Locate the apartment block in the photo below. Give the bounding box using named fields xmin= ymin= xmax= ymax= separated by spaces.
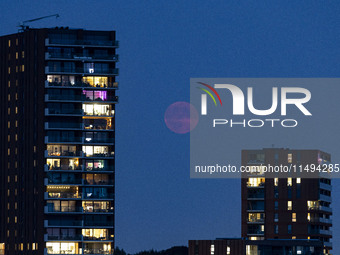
xmin=0 ymin=27 xmax=118 ymax=255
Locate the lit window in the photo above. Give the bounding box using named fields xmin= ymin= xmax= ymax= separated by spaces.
xmin=288 ymin=153 xmax=292 ymax=163
xmin=287 ymin=178 xmax=292 ymax=186
xmin=292 ymin=213 xmax=296 ymax=222
xmin=8 ymin=67 xmax=10 ymax=74
xmin=292 ymin=236 xmax=296 ymax=239
xmin=8 ymin=108 xmax=10 ymax=115
xmin=8 ymin=81 xmax=10 ymax=87
xmin=22 ymin=65 xmax=24 ymax=72
xmin=307 ymin=201 xmax=318 ymax=210
xmin=7 ymin=148 xmax=10 ymax=155
xmin=296 ymin=178 xmax=301 ymax=184
xmin=8 ymin=40 xmax=10 ymax=47
xmin=22 ymin=51 xmax=24 ymax=58
xmin=16 ymin=52 xmax=18 ymax=59
xmin=247 ymin=178 xmax=265 ymax=187
xmin=210 ymin=244 xmax=215 ymax=255
xmin=226 ymin=246 xmax=230 ymax=255
xmin=288 ymin=201 xmax=292 ymax=210
xmin=8 ymin=94 xmax=10 ymax=101
xmin=274 ymin=178 xmax=278 ymax=186
xmin=307 ymin=213 xmax=311 ymax=222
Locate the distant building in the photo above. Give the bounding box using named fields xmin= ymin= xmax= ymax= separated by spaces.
xmin=241 ymin=148 xmax=332 ymax=254
xmin=0 ymin=27 xmax=118 ymax=254
xmin=189 ymin=148 xmax=333 ymax=255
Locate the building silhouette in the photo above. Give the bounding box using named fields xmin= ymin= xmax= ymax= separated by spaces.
xmin=0 ymin=27 xmax=118 ymax=254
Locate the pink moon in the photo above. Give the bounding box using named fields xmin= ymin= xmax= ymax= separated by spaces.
xmin=164 ymin=102 xmax=199 ymax=134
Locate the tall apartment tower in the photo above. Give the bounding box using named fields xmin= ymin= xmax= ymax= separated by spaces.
xmin=241 ymin=148 xmax=332 ymax=254
xmin=0 ymin=28 xmax=118 ymax=255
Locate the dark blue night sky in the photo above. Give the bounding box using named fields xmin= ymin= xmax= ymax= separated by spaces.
xmin=1 ymin=1 xmax=340 ymax=253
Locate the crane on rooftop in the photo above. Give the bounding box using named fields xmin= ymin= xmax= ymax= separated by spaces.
xmin=18 ymin=14 xmax=60 ymax=32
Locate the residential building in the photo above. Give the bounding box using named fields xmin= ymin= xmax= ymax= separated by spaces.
xmin=241 ymin=148 xmax=332 ymax=254
xmin=0 ymin=27 xmax=118 ymax=255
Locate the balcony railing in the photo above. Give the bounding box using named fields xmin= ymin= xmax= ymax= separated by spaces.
xmin=84 ymin=110 xmax=115 ymax=117
xmin=45 ymin=94 xmax=118 ymax=102
xmin=85 ymin=166 xmax=114 ymax=172
xmin=45 ymin=108 xmax=83 ymax=116
xmin=46 ymin=150 xmax=83 ymax=157
xmin=84 ymin=138 xmax=115 ymax=144
xmin=83 ymin=249 xmax=113 ymax=255
xmin=46 ymin=66 xmax=119 ymax=75
xmin=83 ymin=193 xmax=114 ymax=199
xmin=46 ymin=122 xmax=83 ymax=129
xmin=47 ymin=192 xmax=81 ymax=199
xmin=46 ymin=80 xmax=118 ymax=89
xmin=47 ymin=164 xmax=83 ymax=171
xmin=247 ymin=230 xmax=264 ymax=235
xmin=45 ymin=205 xmax=113 ymax=214
xmin=45 ymin=234 xmax=82 ymax=241
xmin=84 ymin=124 xmax=113 ymax=131
xmin=83 ymin=179 xmax=114 ymax=185
xmin=247 ymin=218 xmax=265 ymax=223
xmin=45 ymin=220 xmax=83 ymax=227
xmin=45 ymin=136 xmax=83 ymax=143
xmin=84 ymin=152 xmax=114 ymax=158
xmin=46 ymin=52 xmax=119 ymax=61
xmin=47 ymin=178 xmax=82 ymax=185
xmin=46 ymin=205 xmax=83 ymax=213
xmin=47 ymin=38 xmax=119 ymax=47
xmin=84 ymin=221 xmax=114 ymax=227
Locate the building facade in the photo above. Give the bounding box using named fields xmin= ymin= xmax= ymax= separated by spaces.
xmin=0 ymin=27 xmax=118 ymax=255
xmin=241 ymin=148 xmax=332 ymax=254
xmin=188 ymin=239 xmax=324 ymax=255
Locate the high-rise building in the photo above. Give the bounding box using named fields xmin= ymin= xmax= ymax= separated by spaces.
xmin=241 ymin=148 xmax=332 ymax=254
xmin=0 ymin=27 xmax=118 ymax=255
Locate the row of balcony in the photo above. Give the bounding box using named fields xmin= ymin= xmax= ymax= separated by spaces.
xmin=45 ymin=136 xmax=114 ymax=144
xmin=308 ymin=205 xmax=332 ymax=213
xmin=45 ymin=94 xmax=118 ymax=103
xmin=46 ymin=37 xmax=119 ymax=47
xmin=45 ymin=108 xmax=115 ymax=117
xmin=45 ymin=164 xmax=114 ymax=172
xmin=45 ymin=178 xmax=113 ymax=186
xmin=46 ymin=66 xmax=119 ymax=75
xmin=45 ymin=192 xmax=114 ymax=200
xmin=45 ymin=151 xmax=114 ymax=159
xmin=45 ymin=248 xmax=112 ymax=255
xmin=46 ymin=52 xmax=119 ymax=62
xmin=308 ymin=229 xmax=332 ymax=236
xmin=46 ymin=80 xmax=118 ymax=89
xmin=45 ymin=206 xmax=113 ymax=214
xmin=46 ymin=122 xmax=113 ymax=131
xmin=44 ymin=220 xmax=113 ymax=228
xmin=44 ymin=234 xmax=113 ymax=242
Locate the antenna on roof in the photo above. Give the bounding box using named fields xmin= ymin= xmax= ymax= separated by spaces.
xmin=18 ymin=14 xmax=60 ymax=32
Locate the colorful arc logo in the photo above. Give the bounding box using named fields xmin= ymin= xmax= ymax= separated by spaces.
xmin=197 ymin=82 xmax=222 ymax=115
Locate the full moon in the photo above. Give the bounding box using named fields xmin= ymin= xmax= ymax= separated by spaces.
xmin=164 ymin=101 xmax=199 ymax=134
